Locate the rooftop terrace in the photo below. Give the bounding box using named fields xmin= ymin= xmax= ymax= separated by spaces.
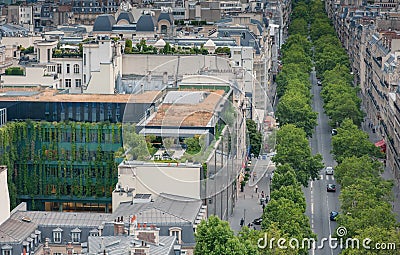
xmin=145 ymin=90 xmax=225 ymax=127
xmin=0 ymin=88 xmax=161 ymax=104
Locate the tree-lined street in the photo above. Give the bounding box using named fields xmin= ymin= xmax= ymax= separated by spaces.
xmin=306 ymin=69 xmax=340 ymax=255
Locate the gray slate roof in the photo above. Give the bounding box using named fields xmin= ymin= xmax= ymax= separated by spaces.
xmin=88 ymin=235 xmax=176 ymax=255
xmin=10 ymin=211 xmax=109 ymax=228
xmin=136 ymin=14 xmax=157 ymax=32
xmin=117 ymin=12 xmax=135 ymax=24
xmin=0 ymin=219 xmax=38 ymax=243
xmin=93 ymin=14 xmax=117 ymax=32
xmin=157 ymin=12 xmax=173 ymax=24
xmin=163 ymin=91 xmax=208 ymax=105
xmin=111 ymin=193 xmax=202 ymax=225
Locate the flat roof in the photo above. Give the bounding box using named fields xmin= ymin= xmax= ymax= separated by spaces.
xmin=0 ymin=88 xmax=160 ymax=104
xmin=145 ymin=90 xmax=225 ymax=127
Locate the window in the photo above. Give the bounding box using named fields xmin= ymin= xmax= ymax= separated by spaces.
xmin=169 ymin=227 xmax=182 ymax=244
xmin=47 ymin=49 xmax=50 ymax=62
xmin=75 ymin=79 xmax=81 ymax=88
xmin=73 ymin=64 xmax=79 ymax=74
xmin=66 ymin=64 xmax=70 ymax=74
xmin=83 ymin=74 xmax=86 ymax=84
xmin=65 ymin=79 xmax=71 ymax=88
xmin=2 ymin=247 xmax=12 ymax=255
xmin=71 ymin=232 xmax=80 ymax=243
xmin=57 ymin=64 xmax=62 ymax=74
xmin=83 ymin=54 xmax=86 ymax=65
xmin=53 ymin=231 xmax=62 ymax=243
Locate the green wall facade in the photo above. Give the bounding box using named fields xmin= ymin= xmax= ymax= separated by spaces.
xmin=0 ymin=121 xmax=123 ymax=211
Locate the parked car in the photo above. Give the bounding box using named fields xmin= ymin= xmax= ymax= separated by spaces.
xmin=330 ymin=211 xmax=339 ymax=221
xmin=331 ymin=129 xmax=338 ymax=136
xmin=317 ymin=80 xmax=322 ymax=86
xmin=325 ymin=166 xmax=334 ymax=175
xmin=327 ymin=184 xmax=336 ymax=192
xmin=253 ymin=217 xmax=263 ymax=225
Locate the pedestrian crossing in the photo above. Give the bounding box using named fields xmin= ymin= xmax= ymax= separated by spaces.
xmin=320 ymin=174 xmax=335 ymax=181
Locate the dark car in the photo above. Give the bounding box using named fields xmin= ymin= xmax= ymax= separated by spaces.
xmin=327 ymin=184 xmax=336 ymax=192
xmin=330 ymin=211 xmax=339 ymax=221
xmin=253 ymin=217 xmax=263 ymax=225
xmin=331 ymin=129 xmax=338 ymax=136
xmin=317 ymin=80 xmax=322 ymax=86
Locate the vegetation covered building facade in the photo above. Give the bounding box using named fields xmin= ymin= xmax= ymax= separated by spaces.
xmin=1 ymin=121 xmax=123 ymax=212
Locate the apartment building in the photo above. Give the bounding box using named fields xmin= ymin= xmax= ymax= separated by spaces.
xmin=326 ymin=0 xmax=400 ymax=181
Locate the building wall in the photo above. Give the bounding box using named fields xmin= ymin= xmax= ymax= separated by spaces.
xmin=115 ymin=164 xmax=201 ymax=205
xmin=0 ymin=166 xmax=10 ymax=225
xmin=19 ymin=6 xmax=33 ymax=25
xmin=52 ymin=58 xmax=83 ymax=93
xmin=1 ymin=66 xmax=57 ymax=87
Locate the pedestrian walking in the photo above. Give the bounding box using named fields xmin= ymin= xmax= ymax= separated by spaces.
xmin=240 ymin=218 xmax=244 ymax=228
xmin=261 ymin=191 xmax=265 ymax=198
xmin=262 ymin=203 xmax=265 ymax=211
xmin=255 ymin=184 xmax=258 ymax=193
xmin=266 ymin=195 xmax=269 ymax=203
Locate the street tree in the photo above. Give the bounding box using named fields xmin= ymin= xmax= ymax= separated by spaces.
xmin=247 ymin=119 xmax=263 ymax=157
xmin=261 ymin=198 xmax=314 ymax=255
xmin=339 ymin=178 xmax=393 ymax=215
xmin=334 ymin=156 xmax=384 ymax=187
xmin=331 ymin=119 xmax=382 ymax=163
xmin=341 ymin=226 xmax=400 ymax=255
xmin=195 ymin=216 xmax=256 ymax=255
xmin=281 ymin=34 xmax=312 ymax=57
xmin=276 ymin=63 xmax=310 ymax=98
xmin=276 ymin=90 xmax=318 ymax=137
xmin=271 ymin=185 xmax=306 ymax=212
xmin=270 ymin=164 xmax=299 ymax=191
xmin=324 ymin=92 xmax=364 ymax=127
xmin=273 ymin=124 xmax=324 ymax=186
xmin=288 ymin=18 xmax=308 ymax=37
xmin=239 ymin=223 xmax=300 ymax=255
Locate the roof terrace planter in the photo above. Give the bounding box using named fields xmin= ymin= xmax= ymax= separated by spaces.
xmin=52 ymin=51 xmax=83 ymax=58
xmin=4 ymin=67 xmax=24 ymax=75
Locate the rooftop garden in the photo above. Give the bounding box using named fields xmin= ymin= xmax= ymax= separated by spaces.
xmin=52 ymin=43 xmax=83 ymax=58
xmin=5 ymin=67 xmax=24 ymax=75
xmin=124 ymin=39 xmax=221 ymax=55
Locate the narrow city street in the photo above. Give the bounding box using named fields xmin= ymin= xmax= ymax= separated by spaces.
xmin=229 ymin=157 xmax=274 ymax=233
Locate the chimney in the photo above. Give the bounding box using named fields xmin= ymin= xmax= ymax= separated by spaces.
xmin=114 ymin=221 xmax=125 ymax=236
xmin=163 ymin=72 xmax=168 ymax=84
xmin=66 ymin=242 xmax=73 ymax=255
xmin=43 ymin=238 xmax=51 ymax=255
xmin=136 ymin=225 xmax=160 ymax=245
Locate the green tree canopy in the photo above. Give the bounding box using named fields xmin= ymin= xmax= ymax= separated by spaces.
xmin=331 ymin=119 xmax=382 ymax=163
xmin=276 ymin=90 xmax=317 ymax=137
xmin=273 ymin=124 xmax=323 ymax=186
xmin=195 ymin=216 xmax=257 ymax=255
xmin=246 ymin=119 xmax=263 ymax=157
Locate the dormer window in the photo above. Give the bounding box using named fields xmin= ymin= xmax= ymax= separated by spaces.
xmin=53 ymin=228 xmax=63 ymax=243
xmin=71 ymin=228 xmax=81 ymax=244
xmin=169 ymin=227 xmax=182 ymax=244
xmin=89 ymin=229 xmax=99 ymax=237
xmin=1 ymin=245 xmax=12 ymax=255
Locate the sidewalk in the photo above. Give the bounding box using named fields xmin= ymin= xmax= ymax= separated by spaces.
xmin=362 ymin=120 xmax=400 ymax=221
xmin=228 ymin=157 xmax=275 ymax=232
